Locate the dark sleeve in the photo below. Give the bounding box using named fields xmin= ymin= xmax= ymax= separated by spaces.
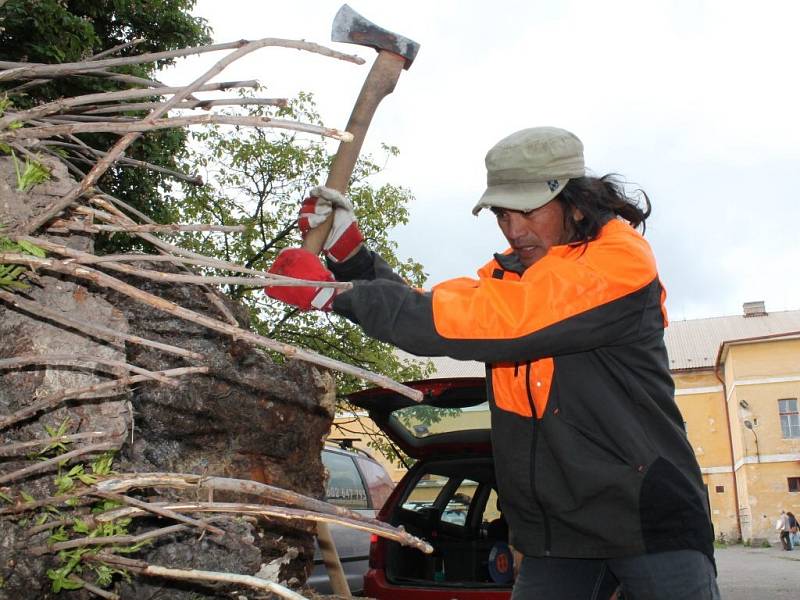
xmin=326 ymin=246 xmax=405 ymax=284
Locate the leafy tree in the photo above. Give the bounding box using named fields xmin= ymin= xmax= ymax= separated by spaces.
xmin=0 ymin=0 xmax=212 ymax=228
xmin=175 ymin=92 xmax=434 ymax=404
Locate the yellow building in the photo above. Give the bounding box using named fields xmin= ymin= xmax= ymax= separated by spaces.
xmin=667 ymin=301 xmax=800 ymax=542
xmin=332 ymin=301 xmax=800 ymax=543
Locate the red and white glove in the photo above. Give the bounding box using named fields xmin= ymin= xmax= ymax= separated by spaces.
xmin=266 ymin=248 xmax=338 ymax=311
xmin=298 ymin=186 xmax=364 ymax=263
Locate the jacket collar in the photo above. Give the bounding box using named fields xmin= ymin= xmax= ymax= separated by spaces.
xmin=493 ymin=251 xmax=526 ymax=275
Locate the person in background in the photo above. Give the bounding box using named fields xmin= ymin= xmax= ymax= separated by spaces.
xmin=267 ymin=127 xmax=720 ymax=599
xmin=779 ymin=510 xmax=795 ymax=550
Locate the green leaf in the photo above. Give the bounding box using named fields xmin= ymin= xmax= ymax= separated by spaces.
xmin=66 ymin=464 xmax=84 ymax=478
xmin=91 ymin=499 xmax=123 ymax=514
xmin=90 ymin=451 xmax=115 ymax=476
xmin=17 ymin=239 xmax=46 ymax=258
xmin=77 ymin=473 xmax=97 ymax=485
xmin=48 ymin=525 xmax=69 ymax=544
xmin=20 ymin=491 xmax=35 ymax=503
xmin=16 ymin=159 xmax=50 ymax=192
xmin=93 ymin=564 xmax=114 ymax=586
xmin=72 ymin=518 xmax=90 ymax=534
xmin=55 ymin=472 xmax=75 ymax=494
xmin=0 ymin=491 xmax=12 ymax=503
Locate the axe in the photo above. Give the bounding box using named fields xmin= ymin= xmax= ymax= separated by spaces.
xmin=301 ymin=4 xmax=420 ymax=256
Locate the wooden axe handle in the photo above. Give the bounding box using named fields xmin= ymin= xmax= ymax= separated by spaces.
xmin=301 ymin=51 xmax=406 ymax=256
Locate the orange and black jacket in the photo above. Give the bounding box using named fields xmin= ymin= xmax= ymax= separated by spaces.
xmin=330 ymin=219 xmax=714 ymax=561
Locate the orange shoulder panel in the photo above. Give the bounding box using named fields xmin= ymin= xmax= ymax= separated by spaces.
xmin=432 ymin=220 xmax=659 ymax=340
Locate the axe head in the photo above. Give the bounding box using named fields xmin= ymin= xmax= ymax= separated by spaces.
xmin=331 ymin=4 xmax=419 ymax=69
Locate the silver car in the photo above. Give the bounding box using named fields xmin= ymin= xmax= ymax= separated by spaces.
xmin=308 ymin=443 xmax=394 ymax=594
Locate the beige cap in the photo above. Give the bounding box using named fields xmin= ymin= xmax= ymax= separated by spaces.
xmin=472 ymin=127 xmax=585 ymax=215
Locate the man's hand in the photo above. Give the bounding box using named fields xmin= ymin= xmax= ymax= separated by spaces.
xmin=299 ymin=186 xmax=364 ymax=262
xmin=266 ymin=248 xmax=338 ymax=311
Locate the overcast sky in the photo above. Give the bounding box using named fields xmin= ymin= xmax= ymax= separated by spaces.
xmin=162 ymin=0 xmax=800 ymax=321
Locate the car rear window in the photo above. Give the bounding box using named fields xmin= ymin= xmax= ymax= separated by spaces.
xmin=393 ymin=403 xmax=490 ymax=438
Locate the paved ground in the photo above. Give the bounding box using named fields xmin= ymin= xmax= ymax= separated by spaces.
xmin=716 ymin=544 xmax=800 ymax=599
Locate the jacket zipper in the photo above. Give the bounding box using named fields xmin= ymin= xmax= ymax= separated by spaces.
xmin=524 ymin=362 xmax=551 ymax=555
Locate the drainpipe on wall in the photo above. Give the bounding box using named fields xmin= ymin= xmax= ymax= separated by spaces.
xmin=714 ymin=359 xmax=743 ymax=541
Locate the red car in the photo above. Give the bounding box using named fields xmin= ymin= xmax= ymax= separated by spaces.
xmin=348 ymin=378 xmax=514 ymax=599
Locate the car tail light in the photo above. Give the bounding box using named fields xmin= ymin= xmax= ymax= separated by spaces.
xmin=368 ymin=533 xmax=386 ymax=569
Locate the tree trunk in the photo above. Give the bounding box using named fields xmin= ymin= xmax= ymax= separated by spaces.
xmin=0 ymin=156 xmax=337 ymax=599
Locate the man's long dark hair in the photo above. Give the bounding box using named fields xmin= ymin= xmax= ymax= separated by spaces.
xmin=557 ymin=175 xmax=651 ymax=245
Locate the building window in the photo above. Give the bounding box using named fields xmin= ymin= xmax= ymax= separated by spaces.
xmin=778 ymin=398 xmax=800 ymax=438
xmin=715 ymin=485 xmax=725 ymax=493
xmin=789 ymin=478 xmax=800 ymax=493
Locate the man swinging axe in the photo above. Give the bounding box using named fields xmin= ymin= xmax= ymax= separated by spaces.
xmin=268 ymin=6 xmax=720 ymax=600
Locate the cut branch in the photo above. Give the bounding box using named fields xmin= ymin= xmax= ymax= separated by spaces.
xmin=47 ymin=220 xmax=246 ymax=234
xmin=0 ymin=440 xmax=121 ymax=485
xmin=96 ymin=500 xmax=433 ymax=553
xmin=93 ymin=472 xmax=431 ymax=553
xmin=95 ymin=491 xmax=226 ymax=537
xmin=68 ymin=575 xmax=119 ymax=600
xmin=0 ymin=252 xmax=420 ymax=401
xmin=0 ymin=488 xmax=96 ymax=515
xmin=10 ymin=240 xmax=351 ymax=289
xmin=4 ymin=114 xmax=353 ymax=142
xmin=88 ymin=38 xmax=146 ymax=61
xmin=0 ymin=80 xmax=259 ymax=128
xmin=0 ymin=431 xmax=112 ymax=457
xmin=0 ymin=353 xmax=180 ymax=386
xmin=36 ymin=141 xmax=204 ymax=185
xmin=0 ymin=37 xmax=364 ymax=82
xmin=27 ymin=523 xmax=189 ymax=555
xmin=83 ymin=97 xmax=288 ymax=114
xmin=84 ymin=555 xmax=309 ymax=600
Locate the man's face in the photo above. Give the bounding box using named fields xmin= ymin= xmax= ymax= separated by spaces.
xmin=492 ymin=200 xmax=572 ymax=268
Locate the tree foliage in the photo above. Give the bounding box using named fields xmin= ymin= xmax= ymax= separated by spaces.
xmin=174 ymin=93 xmax=434 ymax=399
xmin=0 ymin=0 xmax=212 ymax=228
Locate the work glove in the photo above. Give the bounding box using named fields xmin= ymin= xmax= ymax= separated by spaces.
xmin=298 ymin=186 xmax=364 ymax=263
xmin=266 ymin=248 xmax=339 ymax=311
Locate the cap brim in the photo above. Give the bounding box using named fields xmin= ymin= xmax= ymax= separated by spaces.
xmin=472 ymin=179 xmax=568 ymax=216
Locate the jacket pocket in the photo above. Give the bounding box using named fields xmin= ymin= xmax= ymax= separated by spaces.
xmin=557 ymin=416 xmax=637 ymax=469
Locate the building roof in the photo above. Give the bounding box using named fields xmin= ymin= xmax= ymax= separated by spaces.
xmin=398 ymin=351 xmax=484 ymax=378
xmin=665 ymin=307 xmax=800 ymax=370
xmin=401 ymin=305 xmax=800 ymax=376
